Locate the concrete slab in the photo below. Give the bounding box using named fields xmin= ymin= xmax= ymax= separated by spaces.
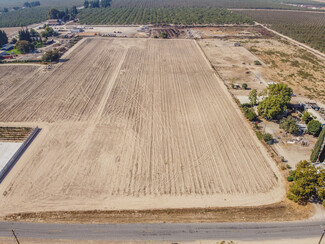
xmin=0 ymin=142 xmax=22 ymax=172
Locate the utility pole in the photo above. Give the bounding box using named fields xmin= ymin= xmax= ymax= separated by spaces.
xmin=11 ymin=230 xmax=20 ymax=244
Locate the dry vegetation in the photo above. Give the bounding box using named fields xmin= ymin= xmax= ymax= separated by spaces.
xmin=241 ymin=38 xmax=325 ymax=102
xmin=0 ymin=38 xmax=284 ymax=216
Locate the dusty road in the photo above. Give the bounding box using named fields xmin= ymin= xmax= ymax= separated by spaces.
xmin=1 ymin=220 xmax=325 ymax=241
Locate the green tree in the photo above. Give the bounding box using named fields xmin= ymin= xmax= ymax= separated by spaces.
xmin=266 ymin=84 xmax=293 ymax=104
xmin=15 ymin=40 xmax=34 ymax=53
xmin=280 ymin=116 xmax=299 ymax=134
xmin=42 ymin=49 xmax=60 ymax=62
xmin=242 ymin=83 xmax=248 ymax=89
xmin=310 ymin=127 xmax=325 ymax=162
xmin=287 ymin=160 xmax=325 ymax=203
xmin=242 ymin=107 xmax=257 ymax=121
xmin=302 ymin=112 xmax=313 ymax=124
xmin=18 ymin=28 xmax=32 ymax=42
xmin=48 ymin=8 xmax=60 ymax=19
xmin=84 ymin=0 xmax=89 ymax=8
xmin=257 ymin=95 xmax=287 ymax=120
xmin=0 ymin=30 xmax=8 ymax=47
xmin=249 ymin=89 xmax=257 ymax=106
xmin=263 ymin=133 xmax=273 ymax=143
xmin=307 ymin=120 xmax=322 ymax=136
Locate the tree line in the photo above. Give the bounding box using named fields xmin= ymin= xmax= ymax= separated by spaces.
xmin=0 ymin=30 xmax=8 ymax=47
xmin=47 ymin=6 xmax=78 ymax=21
xmin=84 ymin=0 xmax=112 ymax=8
xmin=78 ymin=7 xmax=254 ymax=25
xmin=23 ymin=1 xmax=41 ymax=8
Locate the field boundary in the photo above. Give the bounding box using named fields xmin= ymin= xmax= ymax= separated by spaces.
xmin=0 ymin=127 xmax=40 ymax=183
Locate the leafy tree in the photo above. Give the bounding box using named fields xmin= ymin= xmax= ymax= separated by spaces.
xmin=310 ymin=127 xmax=325 ymax=163
xmin=42 ymin=49 xmax=60 ymax=62
xmin=101 ymin=0 xmax=112 ymax=8
xmin=84 ymin=0 xmax=89 ymax=8
xmin=15 ymin=40 xmax=34 ymax=53
xmin=70 ymin=6 xmax=78 ymax=18
xmin=280 ymin=116 xmax=299 ymax=134
xmin=258 ymin=84 xmax=292 ymax=120
xmin=307 ymin=120 xmax=322 ymax=136
xmin=242 ymin=83 xmax=248 ymax=89
xmin=3 ymin=8 xmax=8 ymax=13
xmin=287 ymin=160 xmax=325 ymax=203
xmin=41 ymin=26 xmax=56 ymax=38
xmin=48 ymin=8 xmax=60 ymax=19
xmin=263 ymin=133 xmax=273 ymax=143
xmin=266 ymin=84 xmax=293 ymax=104
xmin=249 ymin=89 xmax=258 ymax=106
xmin=18 ymin=28 xmax=32 ymax=42
xmin=258 ymin=95 xmax=287 ymax=120
xmin=302 ymin=112 xmax=313 ymax=124
xmin=242 ymin=107 xmax=257 ymax=121
xmin=24 ymin=2 xmax=32 ymax=8
xmin=254 ymin=60 xmax=262 ymax=65
xmin=0 ymin=30 xmax=8 ymax=47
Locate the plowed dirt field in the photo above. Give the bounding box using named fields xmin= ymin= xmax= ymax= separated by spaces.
xmin=0 ymin=38 xmax=284 ymax=215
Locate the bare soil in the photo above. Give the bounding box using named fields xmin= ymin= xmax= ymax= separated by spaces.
xmin=3 ymin=199 xmax=313 ymax=224
xmin=0 ymin=38 xmax=284 ymax=218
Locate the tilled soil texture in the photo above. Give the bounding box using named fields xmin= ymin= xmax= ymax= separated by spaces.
xmin=0 ymin=38 xmax=284 ymax=216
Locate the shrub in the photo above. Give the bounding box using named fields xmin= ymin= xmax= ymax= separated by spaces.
xmin=254 ymin=60 xmax=262 ymax=65
xmin=242 ymin=83 xmax=248 ymax=89
xmin=242 ymin=107 xmax=257 ymax=121
xmin=302 ymin=112 xmax=312 ymax=124
xmin=263 ymin=133 xmax=273 ymax=143
xmin=160 ymin=32 xmax=168 ymax=39
xmin=258 ymin=95 xmax=287 ymax=120
xmin=256 ymin=130 xmax=263 ymax=140
xmin=310 ymin=127 xmax=325 ymax=162
xmin=287 ymin=176 xmax=294 ymax=182
xmin=307 ymin=120 xmax=322 ymax=136
xmin=280 ymin=116 xmax=299 ymax=134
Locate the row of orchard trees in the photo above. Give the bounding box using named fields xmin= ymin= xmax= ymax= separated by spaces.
xmin=78 ymin=8 xmax=253 ymax=25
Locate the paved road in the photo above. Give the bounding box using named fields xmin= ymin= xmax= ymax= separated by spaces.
xmin=1 ymin=220 xmax=325 ymax=241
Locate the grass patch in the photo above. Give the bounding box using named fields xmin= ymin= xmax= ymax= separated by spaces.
xmin=6 ymin=48 xmax=21 ymax=55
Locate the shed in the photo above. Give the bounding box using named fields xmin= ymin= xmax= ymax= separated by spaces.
xmin=47 ymin=19 xmax=62 ymax=26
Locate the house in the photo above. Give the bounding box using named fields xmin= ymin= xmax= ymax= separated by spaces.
xmin=1 ymin=44 xmax=14 ymax=51
xmin=47 ymin=19 xmax=62 ymax=26
xmin=0 ymin=51 xmax=7 ymax=56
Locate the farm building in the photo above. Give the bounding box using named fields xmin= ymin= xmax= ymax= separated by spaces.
xmin=70 ymin=28 xmax=84 ymax=34
xmin=47 ymin=19 xmax=62 ymax=26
